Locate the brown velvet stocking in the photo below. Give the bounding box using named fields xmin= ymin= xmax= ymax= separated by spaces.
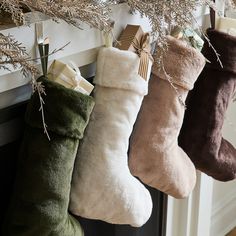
xmin=179 ymin=29 xmax=236 ymax=181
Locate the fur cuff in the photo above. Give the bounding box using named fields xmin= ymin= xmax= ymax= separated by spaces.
xmin=203 ymin=28 xmax=236 ymax=74
xmin=153 ymin=36 xmax=206 ymax=90
xmin=25 ymin=77 xmax=95 ymax=139
xmin=94 ymin=47 xmax=149 ymax=96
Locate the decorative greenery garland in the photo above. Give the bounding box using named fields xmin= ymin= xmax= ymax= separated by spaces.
xmin=0 ymin=0 xmax=235 ymax=73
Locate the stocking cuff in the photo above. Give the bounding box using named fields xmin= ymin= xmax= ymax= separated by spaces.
xmin=203 ymin=28 xmax=236 ymax=74
xmin=153 ymin=36 xmax=206 ymax=90
xmin=94 ymin=47 xmax=149 ymax=96
xmin=25 ymin=77 xmax=95 ymax=139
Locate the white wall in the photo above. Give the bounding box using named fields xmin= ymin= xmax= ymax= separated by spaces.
xmin=210 ymin=101 xmax=236 ymax=236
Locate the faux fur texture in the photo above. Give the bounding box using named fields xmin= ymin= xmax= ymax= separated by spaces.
xmin=3 ymin=77 xmax=95 ymax=236
xmin=129 ymin=36 xmax=206 ymax=198
xmin=70 ymin=47 xmax=153 ymax=227
xmin=179 ymin=29 xmax=236 ymax=181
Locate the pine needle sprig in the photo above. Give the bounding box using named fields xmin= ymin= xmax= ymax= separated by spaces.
xmin=0 ymin=33 xmax=39 ymax=76
xmin=0 ymin=0 xmax=113 ymax=32
xmin=121 ymin=0 xmax=217 ymax=64
xmin=0 ymin=0 xmax=24 ymax=25
xmin=31 ymin=78 xmax=51 ymax=140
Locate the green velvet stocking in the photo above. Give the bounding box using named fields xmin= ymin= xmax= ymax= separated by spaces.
xmin=2 ymin=77 xmax=95 ymax=236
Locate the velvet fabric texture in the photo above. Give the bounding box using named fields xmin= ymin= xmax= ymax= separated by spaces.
xmin=70 ymin=47 xmax=153 ymax=227
xmin=3 ymin=77 xmax=95 ymax=236
xmin=179 ymin=29 xmax=236 ymax=181
xmin=129 ymin=36 xmax=206 ymax=198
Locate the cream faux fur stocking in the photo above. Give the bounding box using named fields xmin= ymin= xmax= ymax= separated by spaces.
xmin=70 ymin=47 xmax=152 ymax=227
xmin=129 ymin=36 xmax=206 ymax=198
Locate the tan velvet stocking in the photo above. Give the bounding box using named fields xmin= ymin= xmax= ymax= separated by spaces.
xmin=129 ymin=36 xmax=206 ymax=198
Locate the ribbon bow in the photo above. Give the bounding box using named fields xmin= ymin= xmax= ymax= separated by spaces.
xmin=132 ymin=33 xmax=153 ymax=81
xmin=69 ymin=61 xmax=94 ymax=95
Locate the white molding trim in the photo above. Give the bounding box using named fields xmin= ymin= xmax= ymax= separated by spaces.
xmin=210 ymin=188 xmax=236 ymax=236
xmin=0 ymin=47 xmax=99 ymax=93
xmin=166 ymin=172 xmax=214 ymax=236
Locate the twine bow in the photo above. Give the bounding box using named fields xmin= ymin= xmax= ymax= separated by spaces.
xmin=132 ymin=33 xmax=153 ymax=80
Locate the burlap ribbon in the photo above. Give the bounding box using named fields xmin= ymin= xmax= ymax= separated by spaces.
xmin=132 ymin=33 xmax=153 ymax=81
